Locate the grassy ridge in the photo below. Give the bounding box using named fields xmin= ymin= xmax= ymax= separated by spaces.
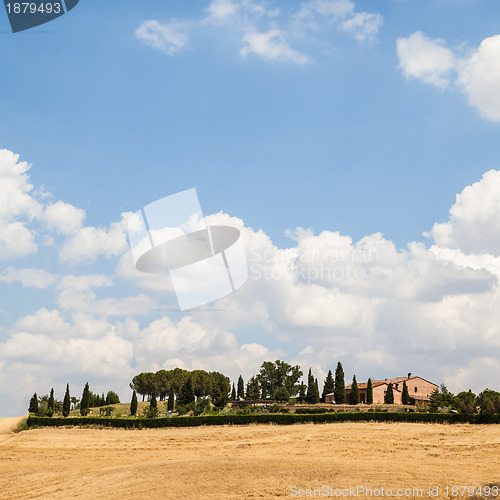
xmin=27 ymin=411 xmax=500 ymax=428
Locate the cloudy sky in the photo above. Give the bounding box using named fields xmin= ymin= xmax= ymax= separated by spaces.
xmin=1 ymin=0 xmax=500 ymax=416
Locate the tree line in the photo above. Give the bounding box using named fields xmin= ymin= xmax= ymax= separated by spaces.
xmin=28 ymin=383 xmax=120 ymax=417
xmin=129 ymin=368 xmax=231 ymax=408
xmin=130 ymin=360 xmax=500 ymax=415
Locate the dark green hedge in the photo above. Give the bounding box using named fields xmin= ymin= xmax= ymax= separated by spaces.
xmin=27 ymin=412 xmax=500 ymax=429
xmin=295 ymin=407 xmax=337 ymax=414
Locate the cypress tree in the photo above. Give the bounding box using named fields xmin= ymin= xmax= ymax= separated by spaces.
xmin=130 ymin=390 xmax=138 ymax=416
xmin=29 ymin=393 xmax=38 ymax=415
xmin=63 ymin=384 xmax=71 ymax=417
xmin=322 ymin=370 xmax=335 ymax=402
xmin=367 ymin=378 xmax=373 ymax=404
xmin=237 ymin=375 xmax=244 ymax=399
xmin=47 ymin=388 xmax=55 ymax=417
xmin=179 ymin=376 xmax=195 ymax=405
xmin=231 ymin=383 xmax=236 ymax=401
xmin=167 ymin=385 xmax=175 ymax=411
xmin=384 ymin=383 xmax=394 ymax=404
xmin=80 ymin=383 xmax=90 ymax=416
xmin=306 ymin=369 xmax=320 ymax=404
xmin=402 ymin=381 xmax=410 ymax=405
xmin=334 ymin=362 xmax=346 ymax=404
xmin=349 ymin=375 xmax=360 ymax=405
xmin=150 ymin=385 xmax=157 ymax=409
xmin=298 ymin=382 xmax=306 ymax=402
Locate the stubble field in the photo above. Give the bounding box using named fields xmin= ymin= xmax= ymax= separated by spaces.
xmin=0 ymin=419 xmax=499 ymax=499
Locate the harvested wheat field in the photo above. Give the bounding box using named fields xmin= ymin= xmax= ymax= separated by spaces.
xmin=0 ymin=421 xmax=499 ymax=499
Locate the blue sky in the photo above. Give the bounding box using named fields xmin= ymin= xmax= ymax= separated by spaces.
xmin=1 ymin=0 xmax=500 ymax=416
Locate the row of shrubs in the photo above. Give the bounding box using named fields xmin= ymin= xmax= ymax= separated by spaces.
xmin=27 ymin=411 xmax=500 ymax=428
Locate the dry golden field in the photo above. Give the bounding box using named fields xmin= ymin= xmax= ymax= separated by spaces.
xmin=0 ymin=419 xmax=499 ymax=499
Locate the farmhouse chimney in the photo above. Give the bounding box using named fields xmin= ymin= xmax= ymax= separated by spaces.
xmin=407 ymin=372 xmax=411 ymax=379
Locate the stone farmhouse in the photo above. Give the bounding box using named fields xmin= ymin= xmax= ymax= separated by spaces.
xmin=324 ymin=373 xmax=438 ymax=405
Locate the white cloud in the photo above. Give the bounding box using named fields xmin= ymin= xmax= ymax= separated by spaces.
xmin=429 ymin=169 xmax=500 ymax=255
xmin=458 ymin=34 xmax=500 ymax=121
xmin=135 ymin=20 xmax=189 ymax=56
xmin=240 ymin=30 xmax=311 ymax=64
xmin=59 ymin=213 xmax=130 ymax=264
xmin=205 ymin=0 xmax=238 ymax=22
xmin=0 ymin=150 xmax=42 ymax=259
xmin=136 ymin=0 xmax=383 ymax=64
xmin=292 ymin=0 xmax=381 ymax=43
xmin=341 ymin=12 xmax=383 ymax=43
xmin=397 ymin=31 xmax=500 ymax=121
xmin=0 ymin=221 xmax=38 ymax=259
xmin=0 ymin=267 xmax=57 ymax=288
xmin=43 ymin=201 xmax=85 ymax=235
xmin=397 ymin=31 xmax=456 ymax=88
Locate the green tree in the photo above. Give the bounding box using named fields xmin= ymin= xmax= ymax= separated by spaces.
xmin=245 ymin=376 xmax=260 ymax=400
xmin=155 ymin=369 xmax=171 ymax=401
xmin=275 ymin=387 xmax=290 ymax=402
xmin=231 ymin=383 xmax=236 ymax=401
xmin=179 ymin=376 xmax=196 ymax=405
xmin=237 ymin=375 xmax=245 ymax=399
xmin=63 ymin=384 xmax=71 ymax=417
xmin=167 ymin=385 xmax=175 ymax=412
xmin=47 ymin=388 xmax=55 ymax=417
xmin=257 ymin=360 xmax=303 ymax=399
xmin=29 ymin=393 xmax=38 ymax=415
xmin=130 ymin=390 xmax=138 ymax=416
xmin=384 ymin=383 xmax=394 ymax=404
xmin=334 ymin=362 xmax=346 ymax=404
xmin=367 ymin=378 xmax=373 ymax=404
xmin=476 ymin=389 xmax=500 ymax=414
xmin=209 ymin=372 xmax=231 ymax=408
xmin=150 ymin=385 xmax=157 ymax=409
xmin=129 ymin=372 xmax=155 ymax=401
xmin=453 ymin=390 xmax=476 ymax=414
xmin=80 ymin=383 xmax=90 ymax=416
xmin=105 ymin=390 xmax=120 ymax=405
xmin=429 ymin=387 xmax=441 ymax=412
xmin=306 ymin=369 xmax=320 ymax=404
xmin=321 ymin=370 xmax=335 ymax=403
xmin=402 ymin=381 xmax=410 ymax=405
xmin=349 ymin=375 xmax=360 ymax=405
xmin=298 ymin=382 xmax=306 ymax=403
xmin=191 ymin=370 xmax=211 ymax=399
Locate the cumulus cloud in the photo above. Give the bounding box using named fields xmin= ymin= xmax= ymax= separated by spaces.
xmin=397 ymin=31 xmax=500 ymax=120
xmin=59 ymin=213 xmax=130 ymax=264
xmin=135 ymin=20 xmax=189 ymax=55
xmin=429 ymin=169 xmax=500 ymax=255
xmin=0 ymin=267 xmax=57 ymax=288
xmin=458 ymin=35 xmax=500 ymax=121
xmin=397 ymin=31 xmax=456 ymax=88
xmin=43 ymin=201 xmax=85 ymax=235
xmin=0 ymin=149 xmax=42 ymax=259
xmin=2 ymin=147 xmax=500 ymax=415
xmin=0 ymin=149 xmax=130 ymax=266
